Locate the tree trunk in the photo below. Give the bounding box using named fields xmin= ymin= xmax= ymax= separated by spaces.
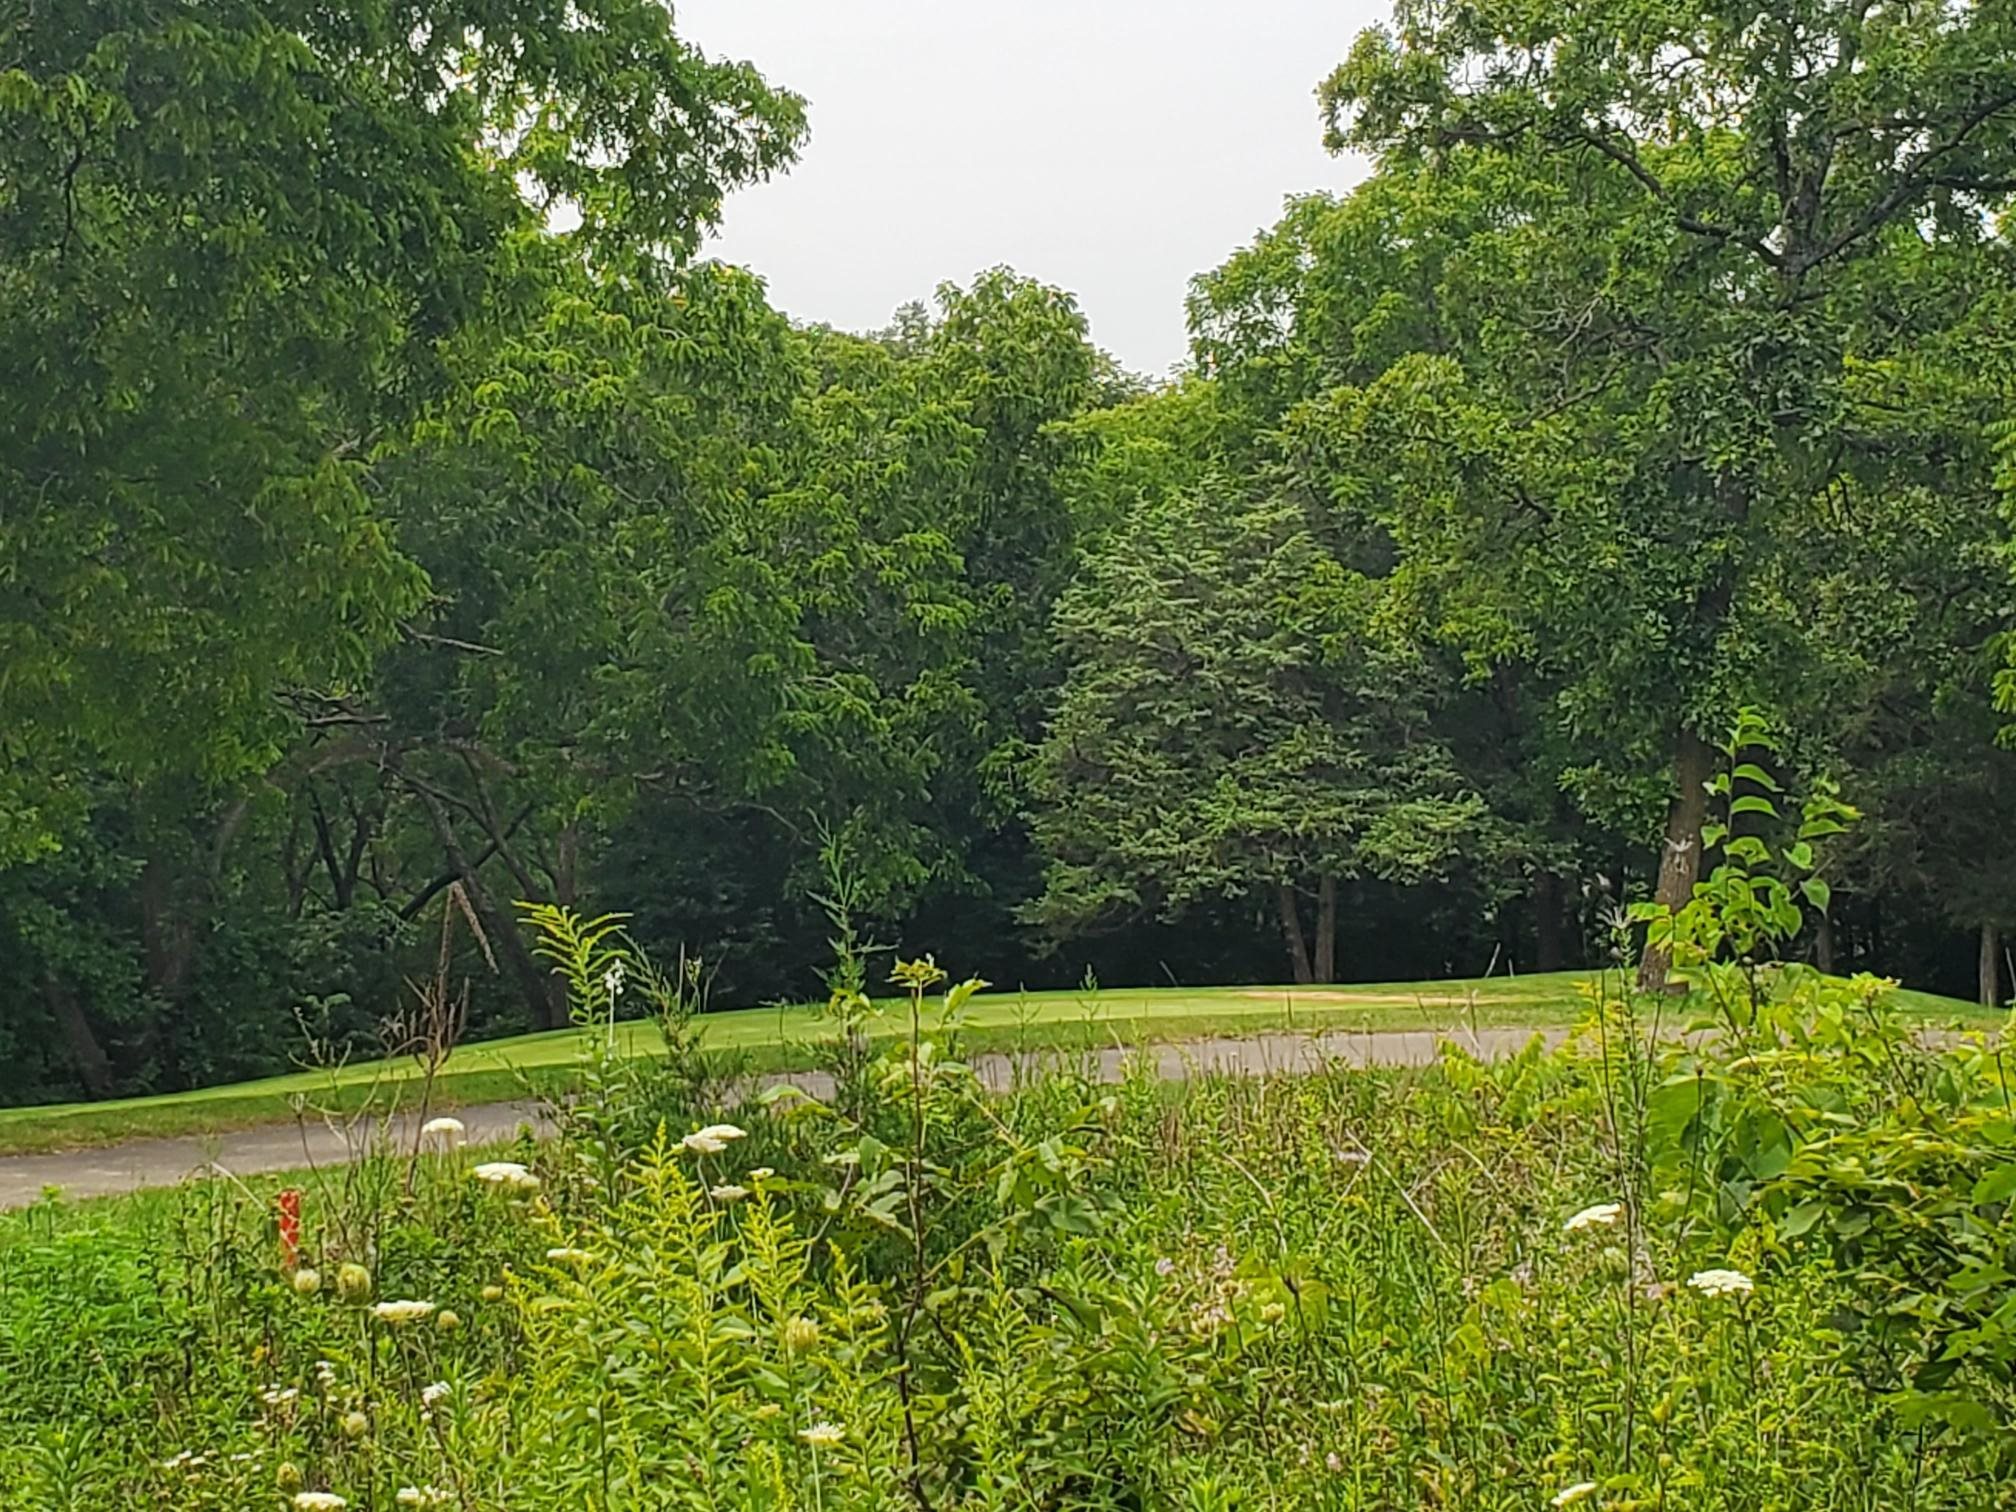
xmin=44 ymin=975 xmax=115 ymax=1099
xmin=1813 ymin=909 xmax=1836 ymax=975
xmin=1276 ymin=883 xmax=1314 ymax=985
xmin=138 ymin=855 xmax=197 ymax=1000
xmin=1981 ymin=922 xmax=2002 ymax=1010
xmin=409 ymin=779 xmax=566 ymax=1030
xmin=1637 ymin=728 xmax=1716 ymax=993
xmin=555 ymin=818 xmax=580 ymax=907
xmin=1314 ymin=876 xmax=1338 ymax=983
xmin=1534 ymin=871 xmax=1565 ymax=972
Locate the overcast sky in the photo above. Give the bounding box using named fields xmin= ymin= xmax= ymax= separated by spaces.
xmin=675 ymin=0 xmax=1381 ymax=376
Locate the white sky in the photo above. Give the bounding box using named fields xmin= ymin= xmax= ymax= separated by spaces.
xmin=675 ymin=0 xmax=1380 ymax=377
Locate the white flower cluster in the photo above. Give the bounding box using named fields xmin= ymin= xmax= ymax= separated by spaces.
xmin=371 ymin=1299 xmax=436 ymax=1325
xmin=472 ymin=1161 xmax=541 ymax=1194
xmin=1687 ymin=1267 xmax=1755 ymax=1299
xmin=1562 ymin=1202 xmax=1622 ymax=1234
xmin=681 ymin=1124 xmax=747 ymax=1155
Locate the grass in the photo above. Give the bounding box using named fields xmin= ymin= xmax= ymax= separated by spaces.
xmin=0 ymin=969 xmax=1984 ymax=1157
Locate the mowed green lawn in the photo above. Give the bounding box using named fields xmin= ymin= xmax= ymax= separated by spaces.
xmin=0 ymin=970 xmax=1982 ymax=1156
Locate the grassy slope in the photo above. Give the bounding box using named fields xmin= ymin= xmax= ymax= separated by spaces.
xmin=0 ymin=970 xmax=1984 ymax=1156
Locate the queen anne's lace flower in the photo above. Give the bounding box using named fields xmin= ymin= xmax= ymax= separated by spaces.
xmin=681 ymin=1123 xmax=747 ymax=1155
xmin=1687 ymin=1267 xmax=1755 ymax=1299
xmin=292 ymin=1495 xmax=348 ymax=1511
xmin=1552 ymin=1483 xmax=1599 ymax=1508
xmin=471 ymin=1161 xmax=540 ymax=1194
xmin=709 ymin=1184 xmax=749 ymax=1203
xmin=799 ymin=1421 xmax=844 ymax=1448
xmin=1563 ymin=1203 xmax=1622 ymax=1233
xmin=420 ymin=1381 xmax=451 ymax=1409
xmin=396 ymin=1487 xmax=451 ymax=1507
xmin=371 ymin=1299 xmax=436 ymax=1325
xmin=420 ymin=1116 xmax=466 ymax=1141
xmin=545 ymin=1247 xmax=594 ymax=1266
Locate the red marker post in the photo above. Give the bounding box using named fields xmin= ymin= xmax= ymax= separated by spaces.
xmin=277 ymin=1188 xmax=302 ymax=1271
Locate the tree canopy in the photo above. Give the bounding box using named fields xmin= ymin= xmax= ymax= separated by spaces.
xmin=3 ymin=0 xmax=2014 ymax=1101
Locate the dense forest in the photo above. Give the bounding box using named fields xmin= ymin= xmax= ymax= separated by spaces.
xmin=4 ymin=0 xmax=2016 ymax=1104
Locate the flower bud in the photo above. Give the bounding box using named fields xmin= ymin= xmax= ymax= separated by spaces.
xmin=340 ymin=1409 xmax=369 ymax=1440
xmin=435 ymin=1309 xmax=461 ymax=1333
xmin=291 ymin=1267 xmax=322 ymax=1297
xmin=277 ymin=1461 xmax=305 ymax=1494
xmin=336 ymin=1262 xmax=373 ymax=1304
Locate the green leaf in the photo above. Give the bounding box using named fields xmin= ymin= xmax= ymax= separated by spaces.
xmin=1972 ymin=1163 xmax=2016 ymax=1205
xmin=1729 ymin=794 xmax=1780 ymax=818
xmin=1779 ymin=1201 xmax=1825 ymax=1238
xmin=1732 ymin=762 xmax=1783 ymax=792
xmin=1800 ymin=877 xmax=1832 ymax=913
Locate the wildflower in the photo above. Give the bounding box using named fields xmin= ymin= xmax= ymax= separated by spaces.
xmin=435 ymin=1309 xmax=461 ymax=1332
xmin=1154 ymin=1257 xmax=1176 ymax=1277
xmin=371 ymin=1299 xmax=437 ymax=1325
xmin=748 ymin=1167 xmax=775 ymax=1182
xmin=420 ymin=1381 xmax=451 ymax=1409
xmin=1325 ymin=1451 xmax=1344 ymax=1474
xmin=313 ymin=1360 xmax=337 ymax=1389
xmin=481 ymin=1284 xmax=504 ymax=1302
xmin=292 ymin=1495 xmax=347 ymax=1511
xmin=784 ymin=1315 xmax=821 ymax=1352
xmin=604 ymin=960 xmax=626 ymax=1000
xmin=339 ymin=1410 xmax=369 ymax=1440
xmin=681 ymin=1123 xmax=747 ymax=1155
xmin=335 ymin=1262 xmax=373 ymax=1303
xmin=291 ymin=1267 xmax=322 ymax=1296
xmin=1563 ymin=1203 xmax=1623 ymax=1234
xmin=277 ymin=1462 xmax=305 ymax=1494
xmin=546 ymin=1247 xmax=594 ymax=1267
xmin=709 ymin=1184 xmax=749 ymax=1203
xmin=799 ymin=1421 xmax=844 ymax=1448
xmin=1553 ymin=1483 xmax=1599 ymax=1508
xmin=420 ymin=1116 xmax=466 ymax=1142
xmin=396 ymin=1489 xmax=451 ymax=1508
xmin=259 ymin=1385 xmax=301 ymax=1407
xmin=472 ymin=1161 xmax=535 ymax=1188
xmin=1687 ymin=1267 xmax=1755 ymax=1299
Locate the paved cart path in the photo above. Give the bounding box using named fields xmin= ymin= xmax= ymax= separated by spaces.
xmin=0 ymin=1026 xmax=1565 ymax=1210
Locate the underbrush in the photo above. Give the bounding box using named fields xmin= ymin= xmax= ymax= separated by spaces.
xmin=6 ymin=867 xmax=2016 ymax=1505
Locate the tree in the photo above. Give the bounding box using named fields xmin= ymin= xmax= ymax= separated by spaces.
xmin=1026 ymin=484 xmax=1484 ymax=984
xmin=0 ymin=0 xmax=807 ymax=865
xmin=1319 ymin=0 xmax=2016 ymax=985
xmin=0 ymin=0 xmax=805 ymax=1081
